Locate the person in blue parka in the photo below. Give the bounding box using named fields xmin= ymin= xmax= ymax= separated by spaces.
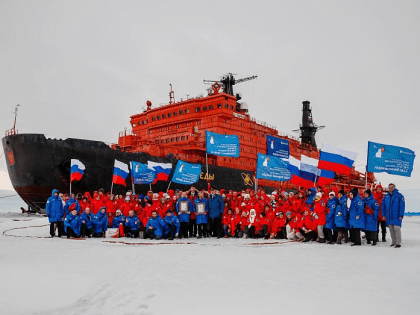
xmin=305 ymin=188 xmax=316 ymax=210
xmin=80 ymin=207 xmax=94 ymax=238
xmin=363 ymin=189 xmax=380 ymax=246
xmin=64 ymin=192 xmax=81 ymax=216
xmin=125 ymin=210 xmax=141 ymax=238
xmin=146 ymin=210 xmax=166 ymax=239
xmin=46 ymin=189 xmax=65 ymax=237
xmin=194 ymin=191 xmax=209 ymax=238
xmin=335 ymin=190 xmax=350 ymax=244
xmin=208 ymin=187 xmax=224 ymax=238
xmin=325 ymin=191 xmax=338 ymax=244
xmin=176 ymin=192 xmax=193 ymax=238
xmin=64 ymin=209 xmax=81 ymax=238
xmin=163 ymin=210 xmax=180 ymax=240
xmin=112 ymin=209 xmax=126 ymax=228
xmin=92 ymin=207 xmax=108 ymax=238
xmin=382 ymin=183 xmax=405 ymax=248
xmin=348 ymin=188 xmax=365 ymax=246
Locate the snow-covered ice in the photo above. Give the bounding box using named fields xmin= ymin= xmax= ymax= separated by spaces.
xmin=0 ymin=212 xmax=419 ymax=315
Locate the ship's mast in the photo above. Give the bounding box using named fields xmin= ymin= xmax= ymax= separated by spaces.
xmin=13 ymin=104 xmax=20 ymax=135
xmin=293 ymin=101 xmax=325 ymax=148
xmin=169 ymin=84 xmax=175 ymax=104
xmin=203 ymin=73 xmax=257 ymax=97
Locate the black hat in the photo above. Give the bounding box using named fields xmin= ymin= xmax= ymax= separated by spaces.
xmin=338 ymin=189 xmax=345 ymax=195
xmin=351 ymin=188 xmax=359 ymax=196
xmin=364 ymin=189 xmax=372 ymax=196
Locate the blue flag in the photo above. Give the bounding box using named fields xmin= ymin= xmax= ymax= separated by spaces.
xmin=367 ymin=141 xmax=416 ymax=177
xmin=206 ymin=131 xmax=240 ymax=157
xmin=171 ymin=160 xmax=202 ymax=185
xmin=256 ymin=153 xmax=292 ymax=181
xmin=266 ymin=135 xmax=289 ymax=159
xmin=130 ymin=161 xmax=156 ymax=184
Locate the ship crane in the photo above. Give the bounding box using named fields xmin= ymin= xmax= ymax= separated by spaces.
xmin=203 ymin=73 xmax=257 ymax=97
xmin=292 ymin=101 xmax=325 ymax=149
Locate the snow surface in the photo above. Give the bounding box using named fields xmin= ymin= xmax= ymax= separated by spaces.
xmin=0 ymin=212 xmax=419 ymax=315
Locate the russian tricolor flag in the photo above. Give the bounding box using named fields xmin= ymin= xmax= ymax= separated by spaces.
xmin=318 ymin=144 xmax=358 ymax=175
xmin=316 ymin=169 xmax=335 ymax=186
xmin=147 ymin=161 xmax=172 ymax=183
xmin=70 ymin=159 xmax=85 ymax=182
xmin=300 ymin=155 xmax=319 ymax=187
xmin=288 ymin=156 xmax=314 ymax=188
xmin=113 ymin=160 xmax=129 ymax=187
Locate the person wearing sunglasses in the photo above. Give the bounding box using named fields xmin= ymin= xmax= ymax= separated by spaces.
xmin=381 ymin=184 xmax=405 ymax=248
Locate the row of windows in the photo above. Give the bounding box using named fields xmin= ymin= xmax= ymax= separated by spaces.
xmin=135 ymin=103 xmax=234 ymax=126
xmin=161 ymin=136 xmax=189 ymax=143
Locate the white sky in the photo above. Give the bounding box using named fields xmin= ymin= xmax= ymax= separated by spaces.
xmin=1 ymin=0 xmax=419 ymax=191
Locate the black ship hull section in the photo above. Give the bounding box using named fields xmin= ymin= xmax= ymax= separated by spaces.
xmin=2 ymin=134 xmax=257 ymax=211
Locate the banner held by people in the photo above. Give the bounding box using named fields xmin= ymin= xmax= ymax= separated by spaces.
xmin=318 ymin=143 xmax=358 ymax=175
xmin=131 ymin=161 xmax=156 ymax=184
xmin=206 ymin=130 xmax=240 ymax=157
xmin=147 ymin=161 xmax=172 ymax=183
xmin=367 ymin=141 xmax=416 ymax=177
xmin=266 ymin=135 xmax=290 ymax=159
xmin=112 ymin=160 xmax=129 ymax=187
xmin=171 ymin=160 xmax=202 ymax=185
xmin=256 ymin=153 xmax=291 ymax=181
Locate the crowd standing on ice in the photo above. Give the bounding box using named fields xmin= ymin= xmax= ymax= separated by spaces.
xmin=45 ymin=183 xmax=406 ymax=247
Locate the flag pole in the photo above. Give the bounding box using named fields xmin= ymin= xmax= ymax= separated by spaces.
xmin=206 ymin=152 xmax=209 ymax=180
xmin=255 ymin=177 xmax=257 ymax=192
xmin=70 ymin=180 xmax=72 ymax=195
xmin=130 ymin=163 xmax=135 ymax=195
xmin=111 ymin=159 xmax=115 ymax=195
xmin=166 ymin=181 xmax=172 ymax=193
xmin=149 ymin=183 xmax=152 ymax=191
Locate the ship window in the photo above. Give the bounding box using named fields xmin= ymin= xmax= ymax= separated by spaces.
xmin=171 ymin=138 xmax=175 ymax=142
xmin=157 ymin=115 xmax=161 ymax=120
xmin=224 ymin=104 xmax=229 ymax=108
xmin=181 ymin=136 xmax=185 ymax=140
xmin=203 ymin=106 xmax=207 ymax=111
xmin=162 ymin=114 xmax=166 ymax=119
xmin=240 ymin=123 xmax=244 ymax=127
xmin=186 ymin=136 xmax=189 ymax=140
xmin=195 ymin=107 xmax=201 ymax=112
xmin=173 ymin=112 xmax=177 ymax=116
xmin=241 ymin=148 xmax=244 ymax=152
xmin=209 ymin=105 xmax=214 ymax=110
xmin=186 ymin=123 xmax=189 ymax=126
xmin=230 ymin=105 xmax=234 ymax=110
xmin=179 ymin=110 xmax=183 ymax=115
xmin=143 ymin=120 xmax=146 ymax=125
xmin=211 ymin=119 xmax=213 ymax=122
xmin=185 ymin=109 xmax=190 ymax=113
xmin=168 ymin=113 xmax=172 ymax=117
xmin=132 ymin=123 xmax=136 ymax=127
xmin=159 ymin=128 xmax=162 ymax=132
xmin=217 ymin=103 xmax=222 ymax=108
xmin=240 ymin=135 xmax=244 ymax=139
xmin=166 ymin=127 xmax=169 ymax=130
xmin=152 ymin=117 xmax=155 ymax=121
xmin=166 ymin=139 xmax=170 ymax=143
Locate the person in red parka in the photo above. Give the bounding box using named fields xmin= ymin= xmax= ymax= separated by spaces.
xmin=271 ymin=211 xmax=287 ymax=239
xmin=300 ymin=207 xmax=317 ymax=242
xmin=255 ymin=212 xmax=270 ymax=239
xmin=79 ymin=196 xmax=91 ymax=215
xmin=222 ymin=208 xmax=235 ymax=237
xmin=105 ymin=194 xmax=117 ymax=227
xmin=232 ymin=207 xmax=243 ymax=237
xmin=374 ymin=184 xmax=387 ymax=242
xmin=120 ymin=196 xmax=133 ymax=217
xmin=312 ymin=192 xmax=327 ymax=243
xmin=91 ymin=194 xmax=105 ymax=215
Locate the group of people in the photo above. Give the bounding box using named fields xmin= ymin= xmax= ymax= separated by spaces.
xmin=45 ymin=182 xmax=406 ymax=247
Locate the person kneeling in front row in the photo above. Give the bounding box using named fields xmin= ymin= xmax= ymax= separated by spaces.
xmin=64 ymin=209 xmax=81 ymax=239
xmin=125 ymin=210 xmax=141 ymax=238
xmin=80 ymin=207 xmax=94 ymax=238
xmin=146 ymin=210 xmax=165 ymax=240
xmin=163 ymin=210 xmax=180 ymax=240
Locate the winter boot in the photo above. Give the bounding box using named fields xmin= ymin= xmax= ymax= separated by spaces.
xmin=336 ymin=232 xmax=342 ymax=244
xmin=319 ymin=238 xmax=326 ymax=243
xmin=344 ymin=232 xmax=350 ymax=243
xmin=382 ymin=232 xmax=386 ymax=242
xmin=372 ymin=240 xmax=377 ymax=246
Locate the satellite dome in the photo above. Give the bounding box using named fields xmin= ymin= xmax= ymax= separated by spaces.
xmin=240 ymin=102 xmax=248 ymax=110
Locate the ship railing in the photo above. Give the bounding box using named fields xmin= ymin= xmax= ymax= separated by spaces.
xmin=249 ymin=116 xmax=277 ymax=130
xmin=118 ymin=130 xmax=136 ymax=138
xmin=277 ymin=132 xmax=299 ymax=141
xmin=5 ymin=128 xmax=18 ymax=136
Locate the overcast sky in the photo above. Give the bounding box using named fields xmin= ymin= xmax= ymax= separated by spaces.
xmin=1 ymin=0 xmax=419 ymax=191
